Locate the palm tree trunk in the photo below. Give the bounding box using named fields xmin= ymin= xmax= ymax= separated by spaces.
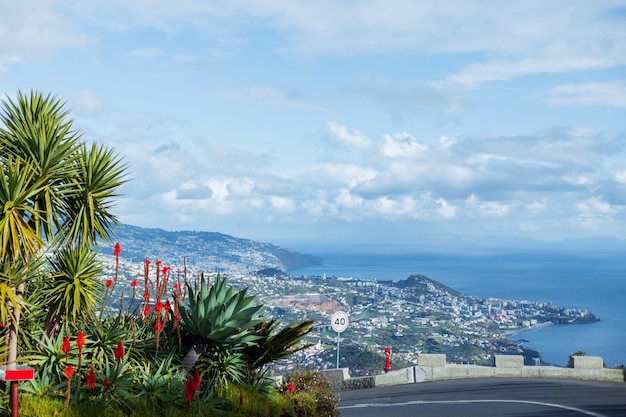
xmin=179 ymin=338 xmax=209 ymax=377
xmin=42 ymin=303 xmax=62 ymax=341
xmin=7 ymin=283 xmax=24 ymax=365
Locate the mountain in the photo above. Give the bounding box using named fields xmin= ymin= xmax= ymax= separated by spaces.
xmin=99 ymin=224 xmax=322 ymax=273
xmin=396 ymin=274 xmax=462 ymax=297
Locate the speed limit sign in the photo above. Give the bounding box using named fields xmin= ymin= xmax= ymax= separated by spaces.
xmin=331 ymin=311 xmax=349 ymax=333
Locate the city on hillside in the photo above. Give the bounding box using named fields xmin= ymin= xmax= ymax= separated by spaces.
xmin=98 ymin=251 xmax=598 ymax=377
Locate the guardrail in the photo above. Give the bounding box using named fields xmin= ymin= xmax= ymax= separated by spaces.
xmin=321 ymin=354 xmax=625 ymax=390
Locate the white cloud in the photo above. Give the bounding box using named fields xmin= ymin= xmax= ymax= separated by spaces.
xmin=372 ymin=196 xmax=418 ymax=218
xmin=227 ymin=179 xmax=255 ymax=197
xmin=334 ymin=188 xmax=364 ymax=210
xmin=576 ymin=197 xmax=617 ymax=214
xmin=615 ymin=170 xmax=626 ymax=184
xmin=438 ymin=136 xmax=456 ymax=150
xmin=379 ymin=132 xmax=428 ymax=158
xmin=0 ymin=0 xmax=87 ymax=62
xmin=435 ymin=198 xmax=457 ymax=219
xmin=327 ymin=122 xmax=371 ymax=148
xmin=449 ymin=57 xmax=619 ymax=88
xmin=466 ymin=194 xmax=510 ymax=217
xmin=525 ymin=200 xmax=547 ymax=214
xmin=269 ymin=195 xmax=295 ymax=212
xmin=545 ymin=82 xmax=626 ymax=107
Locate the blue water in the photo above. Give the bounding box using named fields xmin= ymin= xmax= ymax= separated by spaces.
xmin=289 ymin=247 xmax=626 ymax=367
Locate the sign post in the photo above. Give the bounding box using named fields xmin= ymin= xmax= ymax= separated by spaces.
xmin=330 ymin=311 xmax=349 ymax=369
xmin=0 ymin=365 xmax=35 ymax=417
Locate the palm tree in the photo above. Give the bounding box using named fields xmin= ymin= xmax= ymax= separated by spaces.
xmin=0 ymin=90 xmax=127 ymax=363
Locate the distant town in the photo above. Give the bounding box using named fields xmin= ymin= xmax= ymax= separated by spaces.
xmin=99 ymin=244 xmax=598 ymax=376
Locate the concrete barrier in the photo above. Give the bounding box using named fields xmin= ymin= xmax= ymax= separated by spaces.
xmin=573 ymin=356 xmax=604 ymax=369
xmin=374 ymin=368 xmax=412 ymax=387
xmin=361 ymin=354 xmax=624 ymax=388
xmin=320 ymin=367 xmax=350 ymax=382
xmin=417 ymin=353 xmax=446 ymax=366
xmin=495 ymin=355 xmax=524 ymax=368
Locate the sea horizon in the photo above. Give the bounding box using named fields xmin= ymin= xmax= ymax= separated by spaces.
xmin=288 ymin=245 xmax=626 ymax=368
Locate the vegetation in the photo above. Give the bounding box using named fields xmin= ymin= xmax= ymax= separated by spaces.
xmin=0 ymin=90 xmax=335 ymax=417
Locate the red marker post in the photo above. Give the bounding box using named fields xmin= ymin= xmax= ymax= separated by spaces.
xmin=384 ymin=346 xmax=392 ymax=372
xmin=1 ymin=365 xmax=35 ymax=417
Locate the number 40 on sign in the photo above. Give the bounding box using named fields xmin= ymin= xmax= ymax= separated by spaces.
xmin=331 ymin=311 xmax=349 ymax=333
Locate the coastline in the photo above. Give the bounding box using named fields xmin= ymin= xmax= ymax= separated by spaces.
xmin=503 ymin=321 xmax=553 ymax=337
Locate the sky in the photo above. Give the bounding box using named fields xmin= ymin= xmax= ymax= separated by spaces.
xmin=1 ymin=1 xmax=625 ymax=250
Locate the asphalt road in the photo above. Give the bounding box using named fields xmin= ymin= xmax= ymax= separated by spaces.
xmin=338 ymin=378 xmax=626 ymax=417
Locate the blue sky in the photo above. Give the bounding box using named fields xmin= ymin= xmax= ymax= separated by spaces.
xmin=1 ymin=1 xmax=625 ymax=248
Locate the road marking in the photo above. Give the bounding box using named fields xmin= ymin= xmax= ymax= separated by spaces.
xmin=339 ymin=399 xmax=607 ymax=417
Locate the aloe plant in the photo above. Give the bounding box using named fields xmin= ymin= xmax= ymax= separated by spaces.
xmin=178 ymin=273 xmax=264 ymax=376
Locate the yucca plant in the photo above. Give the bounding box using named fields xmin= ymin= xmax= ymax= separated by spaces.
xmin=196 ymin=347 xmax=247 ymax=395
xmin=41 ymin=245 xmax=103 ymax=338
xmin=177 ymin=273 xmax=264 ymax=376
xmin=244 ymin=318 xmax=315 ymax=372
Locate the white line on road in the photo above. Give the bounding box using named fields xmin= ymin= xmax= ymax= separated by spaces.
xmin=339 ymin=399 xmax=607 ymax=417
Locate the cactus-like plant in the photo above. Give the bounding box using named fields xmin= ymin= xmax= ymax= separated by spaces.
xmin=178 ymin=273 xmax=264 ymax=375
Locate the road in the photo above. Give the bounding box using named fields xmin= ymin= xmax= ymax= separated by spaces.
xmin=338 ymin=378 xmax=626 ymax=417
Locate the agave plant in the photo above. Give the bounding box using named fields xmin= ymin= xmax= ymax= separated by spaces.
xmin=134 ymin=351 xmax=182 ymax=411
xmin=177 ymin=273 xmax=264 ymax=376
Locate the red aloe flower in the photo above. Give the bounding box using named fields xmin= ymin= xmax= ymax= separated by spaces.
xmin=154 ymin=301 xmax=163 ymax=312
xmin=65 ymin=365 xmax=74 ymax=407
xmin=185 ymin=368 xmax=202 ymax=407
xmin=153 ymin=318 xmax=164 ymax=349
xmin=143 ymin=303 xmax=150 ymax=321
xmin=114 ymin=340 xmax=125 ymax=375
xmin=105 ymin=279 xmax=113 ymax=289
xmin=143 ymin=291 xmax=150 ymax=300
xmin=114 ymin=340 xmax=125 ymax=362
xmin=76 ymin=331 xmax=85 ymax=369
xmin=288 ymin=382 xmax=295 ymax=397
xmin=113 ymin=242 xmax=122 ymax=257
xmin=62 ymin=335 xmax=71 ymax=358
xmin=86 ymin=365 xmax=96 ymax=390
xmin=153 ymin=318 xmax=163 ymax=332
xmin=192 ymin=368 xmax=201 ymax=390
xmin=76 ymin=331 xmax=85 ymax=349
xmin=144 ymin=259 xmax=151 ymax=287
xmin=162 ymin=265 xmax=171 ymax=276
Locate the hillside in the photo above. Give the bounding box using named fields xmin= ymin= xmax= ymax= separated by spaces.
xmin=99 ymin=224 xmax=322 ymax=273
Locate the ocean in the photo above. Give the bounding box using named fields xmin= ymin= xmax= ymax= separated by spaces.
xmin=288 ymin=246 xmax=626 ymax=367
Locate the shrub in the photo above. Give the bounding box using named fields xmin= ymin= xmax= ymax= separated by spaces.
xmin=283 ymin=370 xmax=339 ymax=417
